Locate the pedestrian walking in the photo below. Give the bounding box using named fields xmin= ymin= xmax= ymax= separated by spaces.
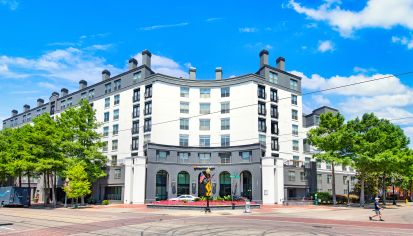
xmin=369 ymin=197 xmax=384 ymax=221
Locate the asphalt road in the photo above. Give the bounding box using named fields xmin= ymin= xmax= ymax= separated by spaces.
xmin=0 ymin=206 xmax=411 ymax=236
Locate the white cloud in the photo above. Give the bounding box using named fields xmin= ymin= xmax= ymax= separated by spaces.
xmin=0 ymin=47 xmax=121 ymax=83
xmin=312 ymin=95 xmax=331 ymax=106
xmin=318 ymin=40 xmax=334 ymax=52
xmin=205 ymin=17 xmax=223 ymax=22
xmin=289 ymin=0 xmax=413 ymax=37
xmin=392 ymin=36 xmax=413 ymax=49
xmin=245 ymin=42 xmax=273 ymax=50
xmin=239 ymin=27 xmax=258 ymax=33
xmin=134 ymin=53 xmax=189 ymax=78
xmin=85 ymin=44 xmax=113 ymax=51
xmin=38 ymin=82 xmax=59 ymax=90
xmin=0 ymin=0 xmax=18 ymax=10
xmin=140 ymin=22 xmax=189 ymax=31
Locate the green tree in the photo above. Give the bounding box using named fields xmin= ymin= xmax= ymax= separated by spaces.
xmin=57 ymin=100 xmax=106 ymax=204
xmin=64 ymin=161 xmax=91 ymax=203
xmin=307 ymin=112 xmax=353 ymax=205
xmin=348 ymin=113 xmax=410 ymax=205
xmin=0 ymin=128 xmax=14 ymax=186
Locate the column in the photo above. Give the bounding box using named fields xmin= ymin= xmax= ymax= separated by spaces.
xmin=274 ymin=157 xmax=285 ymax=204
xmin=132 ymin=156 xmax=146 ymax=204
xmin=123 ymin=158 xmax=134 ymax=204
xmin=262 ymin=157 xmax=275 ymax=204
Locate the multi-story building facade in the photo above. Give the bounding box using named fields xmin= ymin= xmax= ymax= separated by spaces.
xmin=2 ymin=49 xmax=354 ymax=204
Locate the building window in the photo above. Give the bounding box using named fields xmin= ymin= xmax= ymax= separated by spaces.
xmin=221 ymin=87 xmax=230 ymax=97
xmin=103 ymin=126 xmax=109 ymax=137
xmin=180 ymin=102 xmax=189 ymax=113
xmin=60 ymin=100 xmax=66 ymax=110
xmin=133 ymin=71 xmax=142 ymax=83
xmin=114 ymin=80 xmax=121 ymax=91
xmin=132 ymin=137 xmax=139 ymax=150
xmin=288 ymin=171 xmax=296 ymax=181
xmin=199 ymin=135 xmax=210 ymax=147
xmin=81 ymin=92 xmax=87 ymax=100
xmin=199 ymin=119 xmax=210 ymax=130
xmin=269 ymin=72 xmax=278 ymax=84
xmin=199 ymin=153 xmax=211 ymax=163
xmin=342 ymin=164 xmax=348 ymax=172
xmin=200 ymin=88 xmax=210 ymax=98
xmin=67 ymin=98 xmax=72 ymax=107
xmin=113 ymin=109 xmax=119 ymax=120
xmin=114 ymin=94 xmax=120 ymax=105
xmin=132 ymin=121 xmax=139 ymax=134
xmin=292 ymin=124 xmax=298 ymax=136
xmin=343 ymin=176 xmax=348 ymax=185
xmin=144 ymin=134 xmax=150 ymax=145
xmin=271 ymin=121 xmax=278 ymax=135
xmin=327 ymin=174 xmax=332 ymax=184
xmin=293 ymin=156 xmax=300 ymax=167
xmin=270 ymin=105 xmax=278 ymax=118
xmin=133 ymin=105 xmax=140 ymax=118
xmin=180 ymin=87 xmax=189 ymax=97
xmin=258 ymin=118 xmax=266 ymax=132
xmin=292 ymin=140 xmax=299 ymax=151
xmin=291 ymin=94 xmax=298 ymax=105
xmin=144 ymin=101 xmax=152 ymax=115
xmin=179 ymin=134 xmax=189 ymax=146
xmin=114 ymin=168 xmax=121 ymax=179
xmin=271 ymin=137 xmax=279 ymax=151
xmin=270 ymin=89 xmax=277 ymax=102
xmin=221 ymin=135 xmax=230 ymax=147
xmin=113 ymin=124 xmax=119 ymax=135
xmin=144 ymin=118 xmax=152 ymax=132
xmin=258 ymin=85 xmax=266 ymax=99
xmin=133 ymin=89 xmax=140 ymax=102
xmin=317 ymin=174 xmax=322 ymax=184
xmin=200 ymin=103 xmax=210 ymax=114
xmin=145 ymin=84 xmax=152 ymax=98
xmin=88 ymin=89 xmax=95 ymax=99
xmin=305 ymin=157 xmax=311 ymax=167
xmin=258 ymin=102 xmax=266 ymax=115
xmin=102 ymin=141 xmax=108 ymax=152
xmin=292 ymin=109 xmax=298 ymax=120
xmin=290 ymin=79 xmax=298 ymax=90
xmin=180 ymin=118 xmax=189 ymax=130
xmin=326 ymin=161 xmax=331 ymax=170
xmin=105 ymin=83 xmax=111 ymax=94
xmin=157 ymin=151 xmax=168 ymax=160
xmin=221 ymin=102 xmax=230 ymax=114
xmin=179 ymin=152 xmax=189 ymax=162
xmin=104 ymin=112 xmax=110 ymax=122
xmin=300 ymin=172 xmax=306 ymax=181
xmin=259 ymin=134 xmax=266 ymax=146
xmin=104 ymin=98 xmax=110 ymax=108
xmin=240 ymin=151 xmax=251 ymax=161
xmin=315 ymin=115 xmax=320 ymax=126
xmin=221 ymin=118 xmax=230 ymax=130
xmin=220 ymin=153 xmax=231 ymax=164
xmin=111 ymin=155 xmax=117 ymax=166
xmin=317 ymin=160 xmax=321 ymax=169
xmin=112 ymin=140 xmax=118 ymax=151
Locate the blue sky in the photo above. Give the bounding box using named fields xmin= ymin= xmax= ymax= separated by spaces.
xmin=1 ymin=0 xmax=413 ymax=144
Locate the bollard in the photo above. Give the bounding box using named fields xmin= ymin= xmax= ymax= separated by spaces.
xmin=244 ymin=200 xmax=251 ymax=213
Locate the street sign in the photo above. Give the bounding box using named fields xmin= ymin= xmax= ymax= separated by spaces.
xmin=230 ymin=175 xmax=240 ymax=179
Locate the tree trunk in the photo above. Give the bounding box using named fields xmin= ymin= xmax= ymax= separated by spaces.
xmin=27 ymin=172 xmax=31 ymax=207
xmin=360 ymin=175 xmax=365 ymax=207
xmin=81 ymin=196 xmax=85 ymax=206
xmin=18 ymin=172 xmax=22 ymax=187
xmin=410 ymin=179 xmax=412 ymax=202
xmin=332 ymin=162 xmax=337 ymax=205
xmin=51 ymin=172 xmax=56 ymax=208
xmin=382 ymin=174 xmax=386 ymax=205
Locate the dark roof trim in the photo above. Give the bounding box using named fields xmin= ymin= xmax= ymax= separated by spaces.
xmin=256 ymin=65 xmax=302 ymax=80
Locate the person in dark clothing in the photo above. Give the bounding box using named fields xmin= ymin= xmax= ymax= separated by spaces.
xmin=369 ymin=197 xmax=384 ymax=221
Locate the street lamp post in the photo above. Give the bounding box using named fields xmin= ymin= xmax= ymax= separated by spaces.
xmin=392 ymin=177 xmax=396 ymax=205
xmin=347 ymin=179 xmax=350 ymax=207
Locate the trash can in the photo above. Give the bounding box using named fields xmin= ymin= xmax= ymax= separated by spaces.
xmin=244 ymin=200 xmax=251 ymax=213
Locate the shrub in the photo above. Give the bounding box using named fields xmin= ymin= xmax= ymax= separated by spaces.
xmin=349 ymin=194 xmax=359 ymax=203
xmin=310 ymin=192 xmax=332 ymax=204
xmin=194 ymin=198 xmax=200 ymax=202
xmin=102 ymin=200 xmax=109 ymax=205
xmin=223 ymin=195 xmax=232 ymax=201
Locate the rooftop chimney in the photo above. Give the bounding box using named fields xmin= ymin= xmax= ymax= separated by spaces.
xmin=61 ymin=88 xmax=68 ymax=97
xmin=189 ymin=67 xmax=197 ymax=80
xmin=215 ymin=67 xmax=222 ymax=80
xmin=37 ymin=98 xmax=44 ymax=106
xmin=276 ymin=57 xmax=285 ymax=71
xmin=128 ymin=58 xmax=138 ymax=70
xmin=142 ymin=50 xmax=152 ymax=68
xmin=23 ymin=104 xmax=30 ymax=112
xmin=259 ymin=49 xmax=269 ymax=68
xmin=11 ymin=110 xmax=18 ymax=117
xmin=79 ymin=80 xmax=87 ymax=90
xmin=102 ymin=70 xmax=111 ymax=80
